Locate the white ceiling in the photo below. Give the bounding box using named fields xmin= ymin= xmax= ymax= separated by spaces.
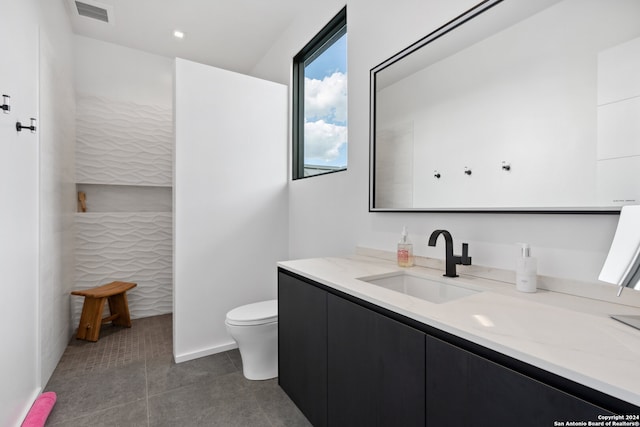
xmin=64 ymin=0 xmax=311 ymax=74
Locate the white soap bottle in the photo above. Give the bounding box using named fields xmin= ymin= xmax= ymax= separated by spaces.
xmin=397 ymin=226 xmax=414 ymax=267
xmin=516 ymin=243 xmax=537 ymax=293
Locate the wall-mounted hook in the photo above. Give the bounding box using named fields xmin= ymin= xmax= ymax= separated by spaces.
xmin=1 ymin=95 xmax=10 ymax=113
xmin=501 ymin=161 xmax=511 ymax=171
xmin=464 ymin=167 xmax=472 ymax=176
xmin=434 ymin=171 xmax=441 ymax=179
xmin=16 ymin=117 xmax=37 ymax=133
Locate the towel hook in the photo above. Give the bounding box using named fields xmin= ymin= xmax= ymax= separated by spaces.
xmin=16 ymin=117 xmax=37 ymax=133
xmin=1 ymin=95 xmax=9 ymax=113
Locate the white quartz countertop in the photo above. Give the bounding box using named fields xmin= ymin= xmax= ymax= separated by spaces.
xmin=278 ymin=255 xmax=640 ymax=408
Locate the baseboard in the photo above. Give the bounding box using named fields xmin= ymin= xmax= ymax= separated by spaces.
xmin=173 ymin=341 xmax=238 ymax=364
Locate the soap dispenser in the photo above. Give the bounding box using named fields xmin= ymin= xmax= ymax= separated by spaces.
xmin=397 ymin=226 xmax=414 ymax=267
xmin=516 ymin=243 xmax=537 ymax=293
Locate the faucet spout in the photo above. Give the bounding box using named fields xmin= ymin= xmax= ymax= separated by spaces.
xmin=428 ymin=229 xmax=471 ymax=277
xmin=428 ymin=230 xmax=457 ymax=277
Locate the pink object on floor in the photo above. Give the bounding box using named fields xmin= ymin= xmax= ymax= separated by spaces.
xmin=21 ymin=392 xmax=57 ymax=427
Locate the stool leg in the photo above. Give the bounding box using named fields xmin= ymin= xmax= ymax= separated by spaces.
xmin=108 ymin=292 xmax=132 ymax=327
xmin=76 ymin=297 xmax=107 ymax=342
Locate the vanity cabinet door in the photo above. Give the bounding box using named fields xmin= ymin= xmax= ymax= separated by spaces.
xmin=427 ymin=334 xmax=613 ymax=427
xmin=467 ymin=353 xmax=613 ymax=426
xmin=328 ymin=294 xmax=426 ymax=427
xmin=278 ymin=271 xmax=328 ymax=427
xmin=426 ymin=335 xmax=470 ymax=427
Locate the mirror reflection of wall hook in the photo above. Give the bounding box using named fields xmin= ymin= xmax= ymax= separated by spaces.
xmin=1 ymin=95 xmax=10 ymax=113
xmin=464 ymin=167 xmax=472 ymax=176
xmin=16 ymin=117 xmax=37 ymax=133
xmin=434 ymin=171 xmax=441 ymax=179
xmin=502 ymin=161 xmax=511 ymax=171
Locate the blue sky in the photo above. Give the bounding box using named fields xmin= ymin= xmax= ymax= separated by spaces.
xmin=304 ymin=34 xmax=348 ymax=168
xmin=305 ymin=35 xmax=347 ymax=81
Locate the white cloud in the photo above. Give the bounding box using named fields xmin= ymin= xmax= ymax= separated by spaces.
xmin=304 ymin=119 xmax=347 ymax=162
xmin=305 ymin=72 xmax=347 ymax=123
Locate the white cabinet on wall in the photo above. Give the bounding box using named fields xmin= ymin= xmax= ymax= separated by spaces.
xmin=74 ymin=94 xmax=173 ymax=326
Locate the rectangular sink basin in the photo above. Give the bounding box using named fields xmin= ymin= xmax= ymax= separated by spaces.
xmin=358 ymin=272 xmax=479 ymax=304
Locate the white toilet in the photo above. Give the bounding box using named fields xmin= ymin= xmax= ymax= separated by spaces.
xmin=225 ymin=299 xmax=278 ymax=380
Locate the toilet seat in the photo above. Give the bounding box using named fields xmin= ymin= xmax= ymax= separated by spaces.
xmin=226 ymin=299 xmax=277 ymax=326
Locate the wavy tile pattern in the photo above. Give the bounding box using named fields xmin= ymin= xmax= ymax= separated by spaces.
xmin=73 ymin=213 xmax=173 ymax=327
xmin=76 ymin=95 xmax=172 ymax=186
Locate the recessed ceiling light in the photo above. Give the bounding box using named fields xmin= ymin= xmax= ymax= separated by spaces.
xmin=173 ymin=30 xmax=185 ymax=39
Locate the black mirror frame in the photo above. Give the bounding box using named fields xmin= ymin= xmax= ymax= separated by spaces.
xmin=368 ymin=0 xmax=619 ymax=215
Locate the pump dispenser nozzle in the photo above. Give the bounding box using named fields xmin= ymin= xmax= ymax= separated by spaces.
xmin=401 ymin=226 xmax=408 ymax=243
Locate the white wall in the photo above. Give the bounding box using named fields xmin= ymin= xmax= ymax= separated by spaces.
xmin=38 ymin=0 xmax=77 ymax=388
xmin=0 ymin=0 xmax=76 ymax=422
xmin=174 ymin=59 xmax=288 ymax=362
xmin=596 ymin=36 xmax=640 ymax=205
xmin=0 ymin=0 xmax=40 ymax=425
xmin=74 ymin=36 xmax=173 ymax=106
xmin=253 ymin=0 xmax=359 ymax=259
xmin=251 ymin=0 xmax=621 ymax=285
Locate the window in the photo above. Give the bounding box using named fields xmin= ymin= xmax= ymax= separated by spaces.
xmin=292 ymin=7 xmax=347 ymax=179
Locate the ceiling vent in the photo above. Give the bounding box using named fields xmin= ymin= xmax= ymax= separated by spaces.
xmin=75 ymin=1 xmax=110 ymax=23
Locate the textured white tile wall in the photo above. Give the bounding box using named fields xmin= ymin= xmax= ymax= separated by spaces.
xmin=73 ymin=94 xmax=173 ymax=328
xmin=73 ymin=212 xmax=173 ymax=325
xmin=75 ymin=94 xmax=172 ymax=186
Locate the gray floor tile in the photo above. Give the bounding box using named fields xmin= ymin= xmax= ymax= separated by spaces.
xmin=44 ymin=314 xmax=308 ymax=427
xmin=226 ymin=348 xmax=243 ymax=372
xmin=248 ymin=378 xmax=313 ymax=427
xmin=148 ymin=372 xmax=266 ymax=426
xmin=47 ymin=399 xmax=148 ymax=427
xmin=146 ymin=352 xmax=238 ymax=396
xmin=44 ymin=360 xmax=147 ymax=425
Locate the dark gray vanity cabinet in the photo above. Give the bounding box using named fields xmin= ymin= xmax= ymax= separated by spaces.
xmin=278 ymin=268 xmax=637 ymax=427
xmin=278 ymin=270 xmax=425 ymax=427
xmin=426 ymin=335 xmax=614 ymax=427
xmin=278 ymin=271 xmax=328 ymax=427
xmin=328 ymin=294 xmax=426 ymax=426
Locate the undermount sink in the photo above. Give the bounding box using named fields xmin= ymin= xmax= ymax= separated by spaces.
xmin=358 ymin=271 xmax=480 ymax=304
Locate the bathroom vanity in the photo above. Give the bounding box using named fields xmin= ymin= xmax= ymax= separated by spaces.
xmin=277 ymin=255 xmax=640 ymax=427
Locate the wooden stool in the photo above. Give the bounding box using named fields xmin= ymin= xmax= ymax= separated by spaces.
xmin=71 ymin=281 xmax=137 ymax=342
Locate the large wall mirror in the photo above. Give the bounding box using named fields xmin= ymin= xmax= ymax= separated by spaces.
xmin=370 ymin=0 xmax=640 ymax=212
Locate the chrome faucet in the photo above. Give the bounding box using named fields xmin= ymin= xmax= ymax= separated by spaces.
xmin=428 ymin=230 xmax=472 ymax=277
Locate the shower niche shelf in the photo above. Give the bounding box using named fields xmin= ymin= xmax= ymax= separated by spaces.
xmin=76 ymin=183 xmax=172 ymax=213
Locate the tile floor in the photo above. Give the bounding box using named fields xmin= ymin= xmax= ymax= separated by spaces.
xmin=44 ymin=314 xmax=312 ymax=426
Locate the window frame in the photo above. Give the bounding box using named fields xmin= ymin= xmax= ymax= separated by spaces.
xmin=292 ymin=7 xmax=347 ymax=180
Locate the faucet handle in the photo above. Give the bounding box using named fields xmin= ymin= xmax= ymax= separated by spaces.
xmin=461 ymin=243 xmax=472 ymax=265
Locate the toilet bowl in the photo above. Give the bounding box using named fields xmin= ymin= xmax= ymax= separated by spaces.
xmin=225 ymin=299 xmax=278 ymax=380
